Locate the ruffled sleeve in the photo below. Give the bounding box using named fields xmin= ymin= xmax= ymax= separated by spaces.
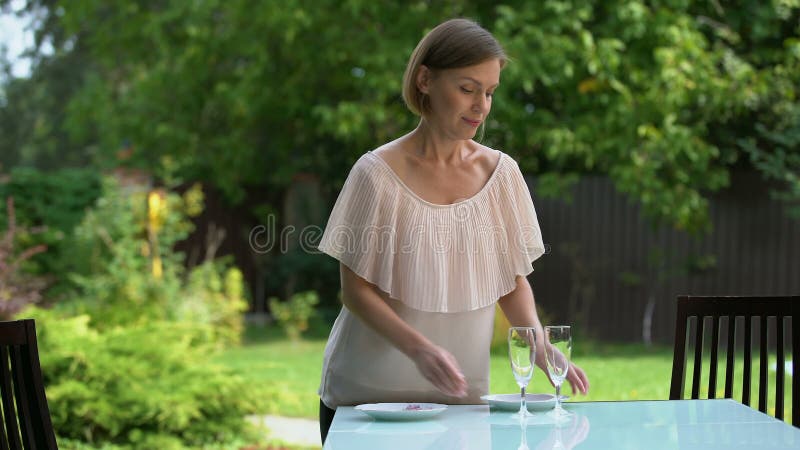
xmin=318 ymin=154 xmax=401 ymax=292
xmin=318 ymin=152 xmax=545 ymax=313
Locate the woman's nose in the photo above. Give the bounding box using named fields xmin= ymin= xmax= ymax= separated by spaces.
xmin=473 ymin=94 xmax=488 ymax=112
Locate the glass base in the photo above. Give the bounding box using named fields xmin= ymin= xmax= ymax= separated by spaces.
xmin=511 ymin=401 xmax=533 ymax=420
xmin=511 ymin=410 xmax=533 ymax=420
xmin=546 ymin=405 xmax=572 ymax=423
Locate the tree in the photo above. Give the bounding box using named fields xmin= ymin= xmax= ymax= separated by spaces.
xmin=1 ymin=1 xmax=798 ymax=308
xmin=6 ymin=0 xmax=794 ymax=225
xmin=0 ymin=0 xmax=95 ymax=170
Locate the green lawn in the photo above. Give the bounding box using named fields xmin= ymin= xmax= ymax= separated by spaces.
xmin=492 ymin=340 xmax=674 ymax=402
xmin=217 ymin=325 xmax=794 ymax=425
xmin=215 ymin=326 xmax=675 ymax=419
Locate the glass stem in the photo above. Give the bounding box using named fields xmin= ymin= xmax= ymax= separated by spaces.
xmin=520 ymin=386 xmax=527 ymax=416
xmin=555 ymin=384 xmax=561 ymax=413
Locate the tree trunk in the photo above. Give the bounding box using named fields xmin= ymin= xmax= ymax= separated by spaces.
xmin=643 ymin=293 xmax=657 ymax=346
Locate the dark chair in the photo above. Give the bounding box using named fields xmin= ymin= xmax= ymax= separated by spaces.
xmin=0 ymin=319 xmax=58 ymax=449
xmin=670 ymin=295 xmax=799 ymax=427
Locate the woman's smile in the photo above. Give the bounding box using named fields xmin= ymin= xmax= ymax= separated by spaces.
xmin=462 ymin=117 xmax=481 ymax=127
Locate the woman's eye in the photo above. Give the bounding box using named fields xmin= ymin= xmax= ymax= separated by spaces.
xmin=460 ymin=87 xmax=473 ymax=94
xmin=486 ymin=92 xmax=494 ymax=98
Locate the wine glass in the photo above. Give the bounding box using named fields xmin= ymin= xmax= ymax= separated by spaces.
xmin=544 ymin=325 xmax=572 ymax=420
xmin=508 ymin=326 xmax=536 ymax=419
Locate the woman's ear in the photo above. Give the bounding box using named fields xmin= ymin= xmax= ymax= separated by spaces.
xmin=416 ymin=65 xmax=432 ymax=95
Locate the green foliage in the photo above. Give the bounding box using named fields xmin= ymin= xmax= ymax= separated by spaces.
xmin=24 ymin=307 xmax=265 ymax=449
xmin=62 ymin=179 xmax=187 ymax=326
xmin=0 ymin=167 xmax=102 ymax=232
xmin=11 ymin=178 xmax=256 ymax=447
xmin=0 ymin=34 xmax=94 ymax=171
xmin=737 ymin=89 xmax=800 ymax=218
xmin=0 ymin=197 xmax=47 ymax=318
xmin=2 ymin=1 xmax=799 ymax=314
xmin=269 ymin=291 xmax=319 ymax=341
xmin=59 ymin=180 xmax=246 ymax=345
xmin=179 ymin=262 xmax=249 ymax=346
xmin=2 ymin=0 xmax=790 ymax=233
xmin=0 ymin=167 xmax=102 ymax=288
xmin=0 ymin=0 xmax=793 ymax=338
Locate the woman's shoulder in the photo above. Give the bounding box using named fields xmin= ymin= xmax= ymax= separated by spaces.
xmin=469 ymin=141 xmax=506 ymax=174
xmin=370 ymin=139 xmax=507 ymax=172
xmin=368 ymin=139 xmax=415 ymax=181
xmin=338 ymin=147 xmax=397 ymax=191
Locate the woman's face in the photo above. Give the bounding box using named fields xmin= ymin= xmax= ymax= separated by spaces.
xmin=418 ymin=58 xmax=501 ymax=140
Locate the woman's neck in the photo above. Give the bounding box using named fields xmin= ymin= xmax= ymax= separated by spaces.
xmin=406 ymin=119 xmax=471 ymax=164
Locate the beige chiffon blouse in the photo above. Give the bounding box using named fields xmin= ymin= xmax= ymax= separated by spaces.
xmin=317 ymin=150 xmax=545 ymax=408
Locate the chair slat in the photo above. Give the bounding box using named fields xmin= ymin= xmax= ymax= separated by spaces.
xmin=0 ymin=320 xmax=59 ymax=449
xmin=0 ymin=350 xmax=11 ymax=450
xmin=758 ymin=316 xmax=768 ymax=413
xmin=724 ymin=314 xmax=735 ymax=399
xmin=0 ymin=348 xmax=22 ymax=450
xmin=21 ymin=321 xmax=58 ymax=450
xmin=670 ymin=296 xmax=800 ymax=429
xmin=775 ymin=316 xmax=785 ymax=421
xmin=669 ymin=300 xmax=690 ymax=400
xmin=691 ymin=316 xmax=704 ymax=399
xmin=743 ymin=315 xmax=752 ymax=406
xmin=10 ymin=346 xmax=36 ymax=449
xmin=708 ymin=315 xmax=719 ymax=399
xmin=793 ymin=316 xmax=799 ymax=428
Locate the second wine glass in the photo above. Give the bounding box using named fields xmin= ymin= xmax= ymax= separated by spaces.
xmin=508 ymin=326 xmax=536 ymax=419
xmin=545 ymin=325 xmax=572 ymax=420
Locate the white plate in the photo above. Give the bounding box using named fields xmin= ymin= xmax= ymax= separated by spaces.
xmin=481 ymin=393 xmax=568 ymax=412
xmin=355 ymin=403 xmax=448 ymax=421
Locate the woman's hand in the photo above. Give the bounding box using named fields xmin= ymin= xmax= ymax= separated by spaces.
xmin=410 ymin=343 xmax=468 ymax=398
xmin=565 ymin=361 xmax=589 ymax=395
xmin=540 ymin=348 xmax=590 ymax=396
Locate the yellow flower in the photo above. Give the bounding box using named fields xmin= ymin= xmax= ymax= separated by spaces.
xmin=147 ymin=190 xmax=167 ymax=232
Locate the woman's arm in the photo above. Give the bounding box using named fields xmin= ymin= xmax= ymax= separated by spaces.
xmin=498 ymin=275 xmax=590 ymax=395
xmin=339 ymin=263 xmax=467 ymax=398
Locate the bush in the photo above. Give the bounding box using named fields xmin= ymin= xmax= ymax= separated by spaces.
xmin=61 ymin=179 xmax=246 ymax=345
xmin=25 ymin=307 xmax=266 ymax=449
xmin=0 ymin=167 xmax=102 ymax=294
xmin=0 ymin=197 xmax=48 ymax=318
xmin=178 ymin=261 xmax=249 ymax=346
xmin=20 ymin=179 xmax=258 ymax=447
xmin=268 ymin=291 xmax=319 ymax=341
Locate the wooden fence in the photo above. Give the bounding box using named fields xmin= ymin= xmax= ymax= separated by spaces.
xmin=527 ymin=171 xmax=800 ymax=344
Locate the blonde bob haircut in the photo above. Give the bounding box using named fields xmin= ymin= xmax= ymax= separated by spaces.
xmin=402 ymin=18 xmax=507 ymax=117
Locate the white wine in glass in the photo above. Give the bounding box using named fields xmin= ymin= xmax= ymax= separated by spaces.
xmin=508 ymin=327 xmax=536 ymax=419
xmin=545 ymin=325 xmax=572 ymax=420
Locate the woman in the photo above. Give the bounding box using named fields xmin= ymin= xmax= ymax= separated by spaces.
xmin=316 ymin=18 xmax=589 ymax=443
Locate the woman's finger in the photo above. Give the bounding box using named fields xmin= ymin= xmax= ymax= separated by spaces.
xmin=568 ymin=363 xmax=589 ymax=394
xmin=436 ymin=350 xmax=466 ymax=396
xmin=423 ymin=353 xmax=461 ymax=396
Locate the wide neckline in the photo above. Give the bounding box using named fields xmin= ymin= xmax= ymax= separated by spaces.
xmin=366 ymin=150 xmax=506 ymax=208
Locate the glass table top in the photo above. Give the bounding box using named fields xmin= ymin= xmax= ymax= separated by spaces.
xmin=324 ymin=399 xmax=800 ymax=449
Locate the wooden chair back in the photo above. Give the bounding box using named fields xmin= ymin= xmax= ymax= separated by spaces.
xmin=0 ymin=319 xmax=58 ymax=449
xmin=670 ymin=295 xmax=799 ymax=427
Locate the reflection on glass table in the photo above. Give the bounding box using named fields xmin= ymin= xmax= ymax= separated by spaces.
xmin=488 ymin=408 xmax=589 ymax=450
xmin=324 ymin=399 xmax=800 ymax=449
xmin=534 ymin=413 xmax=590 ymax=450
